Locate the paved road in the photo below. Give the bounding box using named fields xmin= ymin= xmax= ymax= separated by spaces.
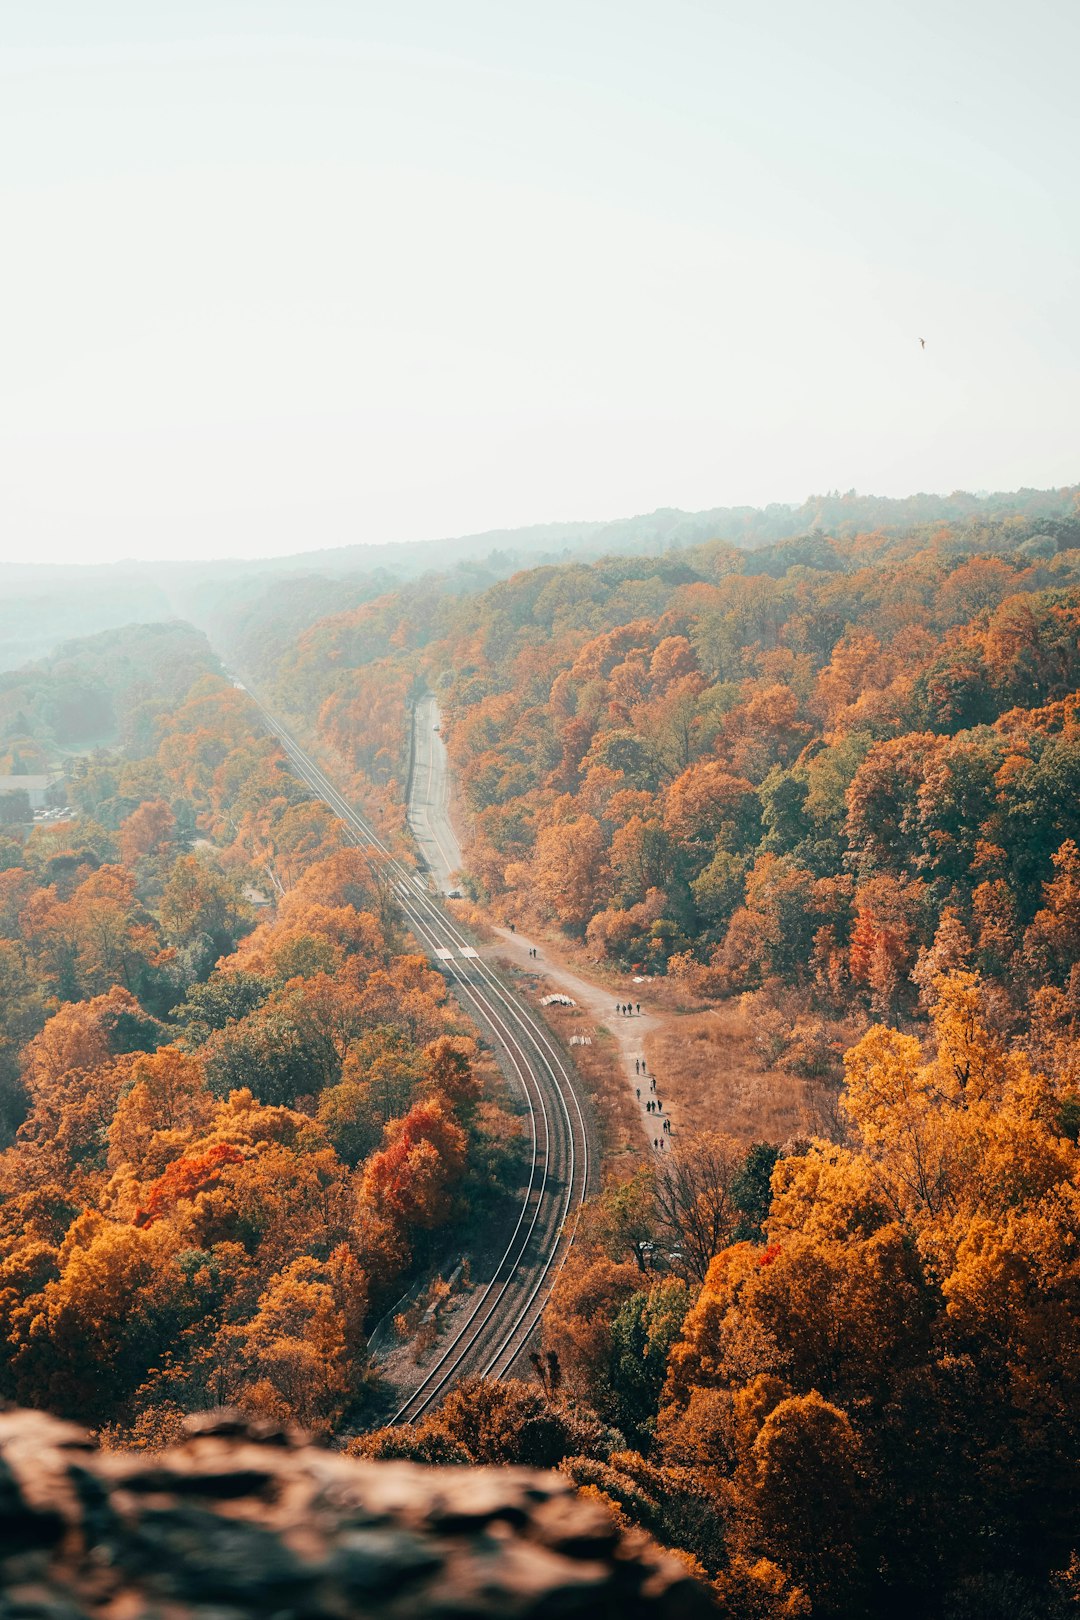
xmin=238 ymin=680 xmax=593 ymax=1423
xmin=409 ymin=692 xmax=462 ymax=893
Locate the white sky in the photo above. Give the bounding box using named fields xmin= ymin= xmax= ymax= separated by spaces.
xmin=1 ymin=0 xmax=1077 ymax=565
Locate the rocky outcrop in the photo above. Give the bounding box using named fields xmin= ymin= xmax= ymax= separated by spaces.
xmin=0 ymin=1408 xmax=712 ymax=1617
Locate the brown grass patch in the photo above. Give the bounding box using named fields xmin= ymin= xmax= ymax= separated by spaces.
xmin=644 ymin=1002 xmax=813 ymax=1145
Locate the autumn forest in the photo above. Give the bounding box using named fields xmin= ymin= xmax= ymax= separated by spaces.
xmin=2 ymin=485 xmax=1080 ymax=1618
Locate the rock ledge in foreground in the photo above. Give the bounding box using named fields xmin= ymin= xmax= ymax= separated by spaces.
xmin=0 ymin=1407 xmax=712 ymax=1617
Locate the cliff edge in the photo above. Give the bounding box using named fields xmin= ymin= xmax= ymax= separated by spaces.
xmin=0 ymin=1407 xmax=712 ymax=1617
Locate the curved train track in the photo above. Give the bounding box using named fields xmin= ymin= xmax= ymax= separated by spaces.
xmin=239 ymin=684 xmax=594 ymax=1424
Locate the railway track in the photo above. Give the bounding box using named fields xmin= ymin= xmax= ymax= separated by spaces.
xmin=238 ymin=683 xmax=593 ymax=1424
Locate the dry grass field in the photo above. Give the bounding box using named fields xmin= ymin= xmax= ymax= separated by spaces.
xmin=644 ymin=1003 xmax=815 ymax=1145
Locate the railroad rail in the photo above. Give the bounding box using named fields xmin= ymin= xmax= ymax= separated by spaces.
xmin=237 ymin=682 xmax=593 ymax=1423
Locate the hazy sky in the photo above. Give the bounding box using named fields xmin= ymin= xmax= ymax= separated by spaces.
xmin=2 ymin=2 xmax=1077 ymax=565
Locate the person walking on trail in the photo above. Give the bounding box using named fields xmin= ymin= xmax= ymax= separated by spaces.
xmin=636 ymin=1087 xmax=640 ymax=1099
xmin=636 ymin=1002 xmax=641 ymax=1015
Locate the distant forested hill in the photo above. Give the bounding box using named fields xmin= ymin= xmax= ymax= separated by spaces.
xmin=0 ymin=621 xmax=219 ymax=760
xmin=0 ymin=570 xmax=179 ymax=672
xmin=5 ymin=482 xmax=1076 ymax=672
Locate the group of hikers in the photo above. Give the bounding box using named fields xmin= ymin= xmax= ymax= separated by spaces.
xmin=615 ymin=1001 xmax=641 ymax=1015
xmin=631 ymin=1053 xmax=670 ymax=1150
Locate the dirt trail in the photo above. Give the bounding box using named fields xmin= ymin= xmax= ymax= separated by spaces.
xmin=486 ymin=925 xmax=671 ymax=1155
